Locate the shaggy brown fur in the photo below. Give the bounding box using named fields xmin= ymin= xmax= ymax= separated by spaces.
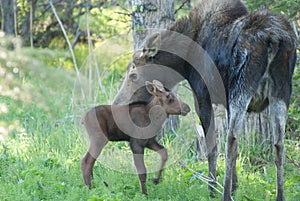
xmin=114 ymin=0 xmax=297 ymax=200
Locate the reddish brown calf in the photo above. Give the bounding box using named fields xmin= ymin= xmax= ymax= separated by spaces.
xmin=81 ymin=80 xmax=190 ymax=194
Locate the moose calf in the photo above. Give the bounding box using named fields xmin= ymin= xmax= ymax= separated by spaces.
xmin=81 ymin=80 xmax=190 ymax=194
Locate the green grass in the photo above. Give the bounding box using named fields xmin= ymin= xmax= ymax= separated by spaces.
xmin=0 ymin=45 xmax=299 ymax=201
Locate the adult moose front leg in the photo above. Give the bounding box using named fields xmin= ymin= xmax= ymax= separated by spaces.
xmin=201 ymin=107 xmax=218 ymax=194
xmin=194 ymin=92 xmax=218 ymax=195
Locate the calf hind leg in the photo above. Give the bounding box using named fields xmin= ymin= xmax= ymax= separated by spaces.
xmin=81 ymin=134 xmax=108 ymax=188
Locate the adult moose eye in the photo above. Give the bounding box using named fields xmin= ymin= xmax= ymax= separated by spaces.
xmin=129 ymin=73 xmax=138 ymax=81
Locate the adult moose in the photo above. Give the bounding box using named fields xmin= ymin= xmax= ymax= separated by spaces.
xmin=113 ymin=0 xmax=297 ymax=200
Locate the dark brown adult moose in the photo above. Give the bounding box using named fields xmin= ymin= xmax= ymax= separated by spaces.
xmin=113 ymin=0 xmax=297 ymax=200
xmin=81 ymin=80 xmax=190 ymax=195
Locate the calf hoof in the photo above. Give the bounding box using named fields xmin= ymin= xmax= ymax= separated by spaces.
xmin=82 ymin=175 xmax=92 ymax=189
xmin=152 ymin=178 xmax=160 ymax=185
xmin=84 ymin=182 xmax=92 ymax=189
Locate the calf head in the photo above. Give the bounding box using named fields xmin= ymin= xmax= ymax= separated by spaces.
xmin=146 ymin=80 xmax=190 ymax=116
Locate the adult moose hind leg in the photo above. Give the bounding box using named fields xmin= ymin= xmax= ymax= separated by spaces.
xmin=269 ymin=99 xmax=287 ymax=201
xmin=268 ymin=37 xmax=296 ymax=201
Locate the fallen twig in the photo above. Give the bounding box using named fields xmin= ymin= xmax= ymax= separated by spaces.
xmin=180 ymin=163 xmax=223 ymax=195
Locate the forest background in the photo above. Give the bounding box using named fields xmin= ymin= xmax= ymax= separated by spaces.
xmin=0 ymin=0 xmax=299 ymax=200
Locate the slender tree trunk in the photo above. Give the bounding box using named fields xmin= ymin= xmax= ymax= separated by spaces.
xmin=131 ymin=0 xmax=178 ymax=131
xmin=132 ymin=0 xmax=175 ymax=51
xmin=0 ymin=0 xmax=15 ymax=35
xmin=20 ymin=0 xmax=38 ymax=47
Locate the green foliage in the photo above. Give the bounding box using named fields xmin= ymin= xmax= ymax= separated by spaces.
xmin=7 ymin=1 xmax=132 ymax=48
xmin=79 ymin=6 xmax=131 ymax=40
xmin=287 ymin=65 xmax=300 ymax=139
xmin=246 ymin=0 xmax=300 ymax=20
xmin=22 ymin=48 xmax=72 ymax=69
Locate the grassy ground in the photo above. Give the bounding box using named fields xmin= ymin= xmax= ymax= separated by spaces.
xmin=0 ymin=45 xmax=299 ymax=201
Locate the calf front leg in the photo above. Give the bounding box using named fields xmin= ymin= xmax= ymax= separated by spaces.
xmin=146 ymin=139 xmax=168 ymax=184
xmin=130 ymin=140 xmax=147 ymax=194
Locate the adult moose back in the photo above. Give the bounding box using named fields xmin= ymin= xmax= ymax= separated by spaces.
xmin=113 ymin=0 xmax=297 ymax=200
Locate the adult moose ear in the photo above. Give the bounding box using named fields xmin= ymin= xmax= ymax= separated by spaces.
xmin=143 ymin=32 xmax=161 ymax=58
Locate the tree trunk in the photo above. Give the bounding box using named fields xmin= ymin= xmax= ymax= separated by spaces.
xmin=20 ymin=0 xmax=38 ymax=46
xmin=131 ymin=0 xmax=178 ymax=132
xmin=20 ymin=0 xmax=37 ymax=46
xmin=132 ymin=0 xmax=175 ymax=51
xmin=0 ymin=0 xmax=15 ymax=35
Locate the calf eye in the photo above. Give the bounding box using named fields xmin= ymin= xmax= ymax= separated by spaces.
xmin=167 ymin=98 xmax=174 ymax=105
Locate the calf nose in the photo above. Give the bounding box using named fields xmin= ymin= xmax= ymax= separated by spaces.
xmin=181 ymin=104 xmax=190 ymax=116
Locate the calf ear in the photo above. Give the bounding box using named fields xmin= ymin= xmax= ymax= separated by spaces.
xmin=152 ymin=80 xmax=165 ymax=92
xmin=146 ymin=81 xmax=166 ymax=97
xmin=143 ymin=32 xmax=161 ymax=58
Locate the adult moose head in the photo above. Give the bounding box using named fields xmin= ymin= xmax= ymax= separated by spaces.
xmin=114 ymin=0 xmax=297 ymax=200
